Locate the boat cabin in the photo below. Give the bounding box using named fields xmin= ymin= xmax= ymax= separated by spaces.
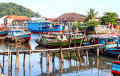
xmin=89 ymin=34 xmax=120 ymax=48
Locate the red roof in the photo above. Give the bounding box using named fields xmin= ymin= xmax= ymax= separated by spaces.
xmin=5 ymin=15 xmax=31 ymax=21
xmin=46 ymin=18 xmax=55 ymax=22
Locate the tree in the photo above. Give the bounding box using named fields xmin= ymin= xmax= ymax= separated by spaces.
xmin=72 ymin=21 xmax=83 ymax=30
xmin=101 ymin=12 xmax=118 ymax=26
xmin=84 ymin=8 xmax=98 ymax=22
xmin=0 ymin=2 xmax=41 ymax=18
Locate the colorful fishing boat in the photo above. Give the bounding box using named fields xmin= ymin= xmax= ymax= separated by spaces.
xmin=65 ymin=33 xmax=87 ymax=46
xmin=8 ymin=30 xmax=32 ymax=43
xmin=0 ymin=30 xmax=8 ymax=37
xmin=35 ymin=34 xmax=69 ymax=48
xmin=89 ymin=33 xmax=120 ymax=56
xmin=111 ymin=60 xmax=120 ymax=75
xmin=27 ymin=19 xmax=64 ymax=33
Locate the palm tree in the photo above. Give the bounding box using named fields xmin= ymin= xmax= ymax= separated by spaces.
xmin=84 ymin=8 xmax=98 ymax=22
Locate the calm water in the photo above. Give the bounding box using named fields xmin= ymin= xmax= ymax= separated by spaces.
xmin=0 ymin=34 xmax=116 ymax=76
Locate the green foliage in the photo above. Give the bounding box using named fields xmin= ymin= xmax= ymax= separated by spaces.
xmin=101 ymin=12 xmax=118 ymax=26
xmin=0 ymin=2 xmax=41 ymax=18
xmin=84 ymin=8 xmax=98 ymax=22
xmin=86 ymin=20 xmax=99 ymax=26
xmin=51 ymin=22 xmax=54 ymax=25
xmin=72 ymin=21 xmax=83 ymax=30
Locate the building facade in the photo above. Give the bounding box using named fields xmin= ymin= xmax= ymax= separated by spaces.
xmin=53 ymin=12 xmax=84 ymax=29
xmin=4 ymin=15 xmax=31 ymax=29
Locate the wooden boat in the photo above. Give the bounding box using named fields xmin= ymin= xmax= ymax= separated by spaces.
xmin=35 ymin=34 xmax=69 ymax=48
xmin=111 ymin=60 xmax=120 ymax=75
xmin=0 ymin=30 xmax=8 ymax=37
xmin=65 ymin=33 xmax=89 ymax=46
xmin=7 ymin=30 xmax=32 ymax=43
xmin=28 ymin=20 xmax=64 ymax=33
xmin=89 ymin=33 xmax=120 ymax=56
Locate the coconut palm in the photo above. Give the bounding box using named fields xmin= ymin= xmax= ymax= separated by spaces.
xmin=84 ymin=8 xmax=98 ymax=22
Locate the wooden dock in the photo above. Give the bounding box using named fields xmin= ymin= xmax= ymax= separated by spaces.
xmin=0 ymin=44 xmax=103 ymax=72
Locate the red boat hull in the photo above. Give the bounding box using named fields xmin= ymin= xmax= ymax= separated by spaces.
xmin=0 ymin=32 xmax=8 ymax=37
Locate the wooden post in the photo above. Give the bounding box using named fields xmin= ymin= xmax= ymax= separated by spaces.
xmin=3 ymin=51 xmax=4 ymax=73
xmin=60 ymin=63 xmax=64 ymax=74
xmin=47 ymin=50 xmax=49 ymax=65
xmin=17 ymin=49 xmax=19 ymax=70
xmin=97 ymin=47 xmax=99 ymax=57
xmin=0 ymin=63 xmax=3 ymax=73
xmin=52 ymin=52 xmax=55 ymax=62
xmin=11 ymin=55 xmax=12 ymax=71
xmin=76 ymin=48 xmax=78 ymax=60
xmin=60 ymin=48 xmax=64 ymax=63
xmin=47 ymin=65 xmax=49 ymax=76
xmin=86 ymin=50 xmax=88 ymax=57
xmin=16 ymin=49 xmax=18 ymax=70
xmin=8 ymin=46 xmax=11 ymax=71
xmin=23 ymin=53 xmax=26 ymax=68
xmin=77 ymin=49 xmax=81 ymax=61
xmin=29 ymin=50 xmax=31 ymax=69
xmin=40 ymin=53 xmax=43 ymax=63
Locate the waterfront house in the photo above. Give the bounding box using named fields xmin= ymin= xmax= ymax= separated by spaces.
xmin=4 ymin=15 xmax=31 ymax=29
xmin=46 ymin=18 xmax=55 ymax=22
xmin=53 ymin=12 xmax=85 ymax=29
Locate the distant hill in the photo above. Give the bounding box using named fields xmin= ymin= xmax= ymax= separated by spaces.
xmin=0 ymin=2 xmax=41 ymax=18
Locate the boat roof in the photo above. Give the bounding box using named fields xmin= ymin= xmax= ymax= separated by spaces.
xmin=42 ymin=35 xmax=57 ymax=38
xmin=64 ymin=33 xmax=83 ymax=36
xmin=89 ymin=33 xmax=119 ymax=39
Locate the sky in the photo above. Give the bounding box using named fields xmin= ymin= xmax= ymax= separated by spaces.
xmin=0 ymin=0 xmax=120 ymax=18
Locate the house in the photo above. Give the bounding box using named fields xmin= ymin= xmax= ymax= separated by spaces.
xmin=53 ymin=12 xmax=84 ymax=29
xmin=46 ymin=18 xmax=55 ymax=22
xmin=0 ymin=16 xmax=7 ymax=26
xmin=4 ymin=15 xmax=31 ymax=29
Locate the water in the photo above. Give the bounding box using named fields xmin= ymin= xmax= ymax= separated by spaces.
xmin=0 ymin=34 xmax=116 ymax=76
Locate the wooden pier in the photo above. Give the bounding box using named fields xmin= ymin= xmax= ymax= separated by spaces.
xmin=0 ymin=44 xmax=103 ymax=73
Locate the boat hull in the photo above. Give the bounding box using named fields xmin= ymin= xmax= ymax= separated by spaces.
xmin=18 ymin=33 xmax=32 ymax=43
xmin=35 ymin=39 xmax=69 ymax=48
xmin=0 ymin=31 xmax=8 ymax=37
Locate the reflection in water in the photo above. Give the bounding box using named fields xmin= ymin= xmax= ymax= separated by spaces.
xmin=0 ymin=34 xmax=115 ymax=76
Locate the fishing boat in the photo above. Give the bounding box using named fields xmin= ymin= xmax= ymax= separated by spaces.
xmin=7 ymin=30 xmax=32 ymax=43
xmin=111 ymin=60 xmax=120 ymax=75
xmin=89 ymin=33 xmax=120 ymax=56
xmin=65 ymin=33 xmax=88 ymax=46
xmin=27 ymin=19 xmax=64 ymax=33
xmin=35 ymin=33 xmax=69 ymax=48
xmin=0 ymin=30 xmax=8 ymax=37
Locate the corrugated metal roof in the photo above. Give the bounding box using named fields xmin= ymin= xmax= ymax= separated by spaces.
xmin=34 ymin=19 xmax=50 ymax=23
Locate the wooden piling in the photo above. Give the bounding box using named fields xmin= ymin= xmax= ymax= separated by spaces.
xmin=52 ymin=52 xmax=55 ymax=62
xmin=60 ymin=48 xmax=64 ymax=63
xmin=86 ymin=50 xmax=88 ymax=57
xmin=77 ymin=49 xmax=81 ymax=61
xmin=97 ymin=47 xmax=99 ymax=57
xmin=40 ymin=53 xmax=43 ymax=63
xmin=8 ymin=46 xmax=11 ymax=71
xmin=29 ymin=50 xmax=31 ymax=69
xmin=23 ymin=53 xmax=26 ymax=68
xmin=47 ymin=50 xmax=49 ymax=65
xmin=17 ymin=49 xmax=19 ymax=70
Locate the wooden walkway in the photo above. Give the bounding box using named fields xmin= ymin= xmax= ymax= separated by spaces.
xmin=0 ymin=44 xmax=104 ymax=72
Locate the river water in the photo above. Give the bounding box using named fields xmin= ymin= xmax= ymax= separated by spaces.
xmin=0 ymin=34 xmax=116 ymax=76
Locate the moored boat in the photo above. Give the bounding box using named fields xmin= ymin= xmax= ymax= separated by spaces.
xmin=111 ymin=60 xmax=120 ymax=75
xmin=35 ymin=34 xmax=69 ymax=48
xmin=7 ymin=30 xmax=32 ymax=43
xmin=28 ymin=19 xmax=64 ymax=33
xmin=89 ymin=33 xmax=120 ymax=56
xmin=65 ymin=33 xmax=87 ymax=46
xmin=0 ymin=30 xmax=8 ymax=37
